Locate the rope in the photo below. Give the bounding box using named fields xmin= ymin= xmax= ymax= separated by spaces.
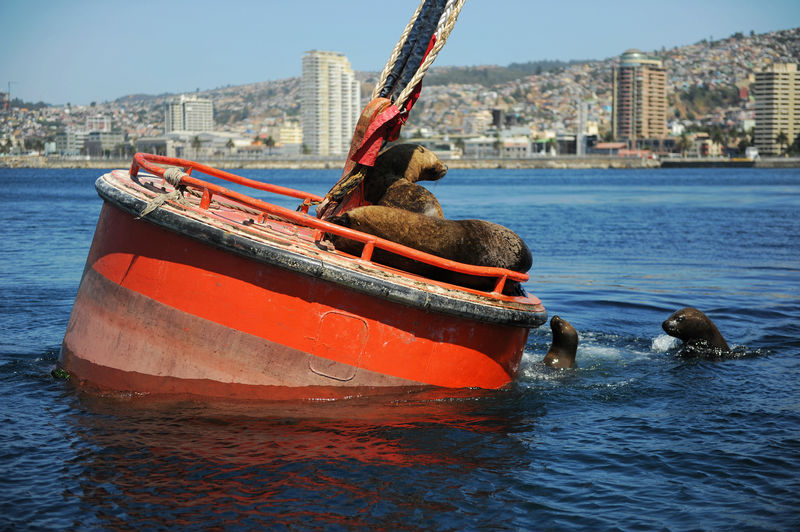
xmin=138 ymin=167 xmax=189 ymax=218
xmin=395 ymin=0 xmax=464 ymax=109
xmin=316 ymin=0 xmax=464 ymax=220
xmin=163 ymin=167 xmax=188 ymax=187
xmin=370 ymin=0 xmax=464 ymax=110
xmin=372 ymin=0 xmax=425 ymax=100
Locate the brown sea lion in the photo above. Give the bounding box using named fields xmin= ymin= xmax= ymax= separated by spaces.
xmin=364 ymin=144 xmax=447 ymax=217
xmin=328 ymin=205 xmax=532 ymax=293
xmin=542 ymin=316 xmax=579 ymax=369
xmin=662 ymin=307 xmax=730 ymax=356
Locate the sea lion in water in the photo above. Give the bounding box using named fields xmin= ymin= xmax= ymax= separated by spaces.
xmin=662 ymin=307 xmax=730 ymax=356
xmin=364 ymin=144 xmax=447 ymax=217
xmin=328 ymin=205 xmax=532 ymax=293
xmin=542 ymin=316 xmax=578 ymax=369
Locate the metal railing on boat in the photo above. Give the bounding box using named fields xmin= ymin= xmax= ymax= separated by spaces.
xmin=130 ymin=153 xmax=527 ymax=296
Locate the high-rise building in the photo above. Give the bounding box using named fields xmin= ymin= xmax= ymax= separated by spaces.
xmin=612 ymin=49 xmax=667 ymax=142
xmin=753 ymin=63 xmax=799 ymax=155
xmin=165 ymin=95 xmax=214 ymax=133
xmin=301 ymin=50 xmax=361 ymax=156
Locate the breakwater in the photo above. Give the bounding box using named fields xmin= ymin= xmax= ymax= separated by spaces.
xmin=1 ymin=155 xmax=797 ymax=169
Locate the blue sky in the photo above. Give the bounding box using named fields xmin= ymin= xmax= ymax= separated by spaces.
xmin=2 ymin=0 xmax=799 ymax=105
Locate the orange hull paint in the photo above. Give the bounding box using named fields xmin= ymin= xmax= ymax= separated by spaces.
xmin=60 ymin=163 xmax=546 ymax=399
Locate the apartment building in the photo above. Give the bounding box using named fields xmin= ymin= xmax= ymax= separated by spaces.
xmin=165 ymin=95 xmax=214 ymax=133
xmin=54 ymin=130 xmax=89 ymax=155
xmin=753 ymin=63 xmax=799 ymax=155
xmin=301 ymin=50 xmax=361 ymax=156
xmin=86 ymin=114 xmax=112 ymax=132
xmin=612 ymin=49 xmax=667 ymax=142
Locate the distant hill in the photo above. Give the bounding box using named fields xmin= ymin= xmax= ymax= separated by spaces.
xmin=114 ymin=93 xmax=174 ymax=104
xmin=424 ymin=60 xmax=591 ymax=87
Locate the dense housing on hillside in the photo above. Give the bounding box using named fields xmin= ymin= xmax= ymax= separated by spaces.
xmin=2 ymin=28 xmax=799 ymax=160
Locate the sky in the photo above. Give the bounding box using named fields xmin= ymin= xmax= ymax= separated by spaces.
xmin=2 ymin=0 xmax=799 ymax=106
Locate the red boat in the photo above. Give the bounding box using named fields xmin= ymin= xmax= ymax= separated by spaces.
xmin=58 ymin=0 xmax=547 ymax=399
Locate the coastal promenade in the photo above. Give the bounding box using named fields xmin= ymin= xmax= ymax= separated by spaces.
xmin=1 ymin=155 xmax=798 ymax=170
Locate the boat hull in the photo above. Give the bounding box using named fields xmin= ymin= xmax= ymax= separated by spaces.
xmin=60 ymin=169 xmax=546 ymax=400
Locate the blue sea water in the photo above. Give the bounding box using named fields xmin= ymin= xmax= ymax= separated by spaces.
xmin=1 ymin=166 xmax=799 ymax=531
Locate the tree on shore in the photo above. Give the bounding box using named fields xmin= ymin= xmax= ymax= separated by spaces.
xmin=191 ymin=136 xmax=205 ymax=158
xmin=737 ymin=136 xmax=750 ymax=155
xmin=711 ymin=129 xmax=727 ymax=155
xmin=454 ymin=137 xmax=465 ymax=155
xmin=775 ymin=131 xmax=789 ymax=155
xmin=546 ymin=137 xmax=558 ymax=156
xmin=677 ymin=133 xmax=692 ymax=157
xmin=788 ymin=134 xmax=800 ymax=156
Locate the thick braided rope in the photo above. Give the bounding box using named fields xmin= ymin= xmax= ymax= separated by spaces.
xmin=435 ymin=0 xmax=460 ymax=39
xmin=395 ymin=0 xmax=464 ymax=109
xmin=371 ymin=0 xmax=426 ymax=100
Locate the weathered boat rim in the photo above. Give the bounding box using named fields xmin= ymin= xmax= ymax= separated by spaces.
xmin=95 ymin=172 xmax=547 ymax=328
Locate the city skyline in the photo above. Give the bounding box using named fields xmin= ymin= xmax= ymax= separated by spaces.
xmin=2 ymin=0 xmax=799 ymax=106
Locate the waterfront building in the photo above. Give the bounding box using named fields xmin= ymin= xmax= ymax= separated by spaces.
xmin=301 ymin=50 xmax=361 ymax=156
xmin=85 ymin=131 xmax=125 ymax=157
xmin=463 ymin=110 xmax=493 ymax=135
xmin=462 ymin=136 xmax=498 ymax=158
xmin=576 ymin=99 xmax=588 ymax=156
xmin=279 ymin=122 xmax=303 ymax=146
xmin=262 ymin=121 xmax=303 ymax=147
xmin=500 ymin=136 xmax=533 ymax=158
xmin=753 ymin=63 xmax=799 ymax=155
xmin=86 ymin=114 xmax=112 ymax=132
xmin=612 ymin=49 xmax=667 ymax=142
xmin=55 ymin=130 xmax=89 ymax=155
xmin=165 ymin=95 xmax=214 ymax=133
xmin=137 ymin=131 xmax=245 ymax=159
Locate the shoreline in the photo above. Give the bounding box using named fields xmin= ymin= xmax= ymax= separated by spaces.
xmin=1 ymin=155 xmax=797 ymax=170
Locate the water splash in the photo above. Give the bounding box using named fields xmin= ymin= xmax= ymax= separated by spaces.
xmin=651 ymin=334 xmax=680 ymax=353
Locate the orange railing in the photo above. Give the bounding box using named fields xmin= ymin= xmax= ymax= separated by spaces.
xmin=130 ymin=153 xmax=528 ymax=294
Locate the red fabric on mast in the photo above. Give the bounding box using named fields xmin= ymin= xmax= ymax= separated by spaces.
xmin=352 ymin=34 xmax=437 ymax=167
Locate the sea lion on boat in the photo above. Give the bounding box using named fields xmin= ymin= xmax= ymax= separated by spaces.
xmin=375 ymin=179 xmax=444 ymax=217
xmin=328 ymin=205 xmax=532 ymax=293
xmin=542 ymin=316 xmax=578 ymax=369
xmin=662 ymin=307 xmax=730 ymax=356
xmin=364 ymin=144 xmax=447 ymax=217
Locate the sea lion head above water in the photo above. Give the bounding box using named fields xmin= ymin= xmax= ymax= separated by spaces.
xmin=662 ymin=307 xmax=730 ymax=356
xmin=542 ymin=315 xmax=578 ymax=369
